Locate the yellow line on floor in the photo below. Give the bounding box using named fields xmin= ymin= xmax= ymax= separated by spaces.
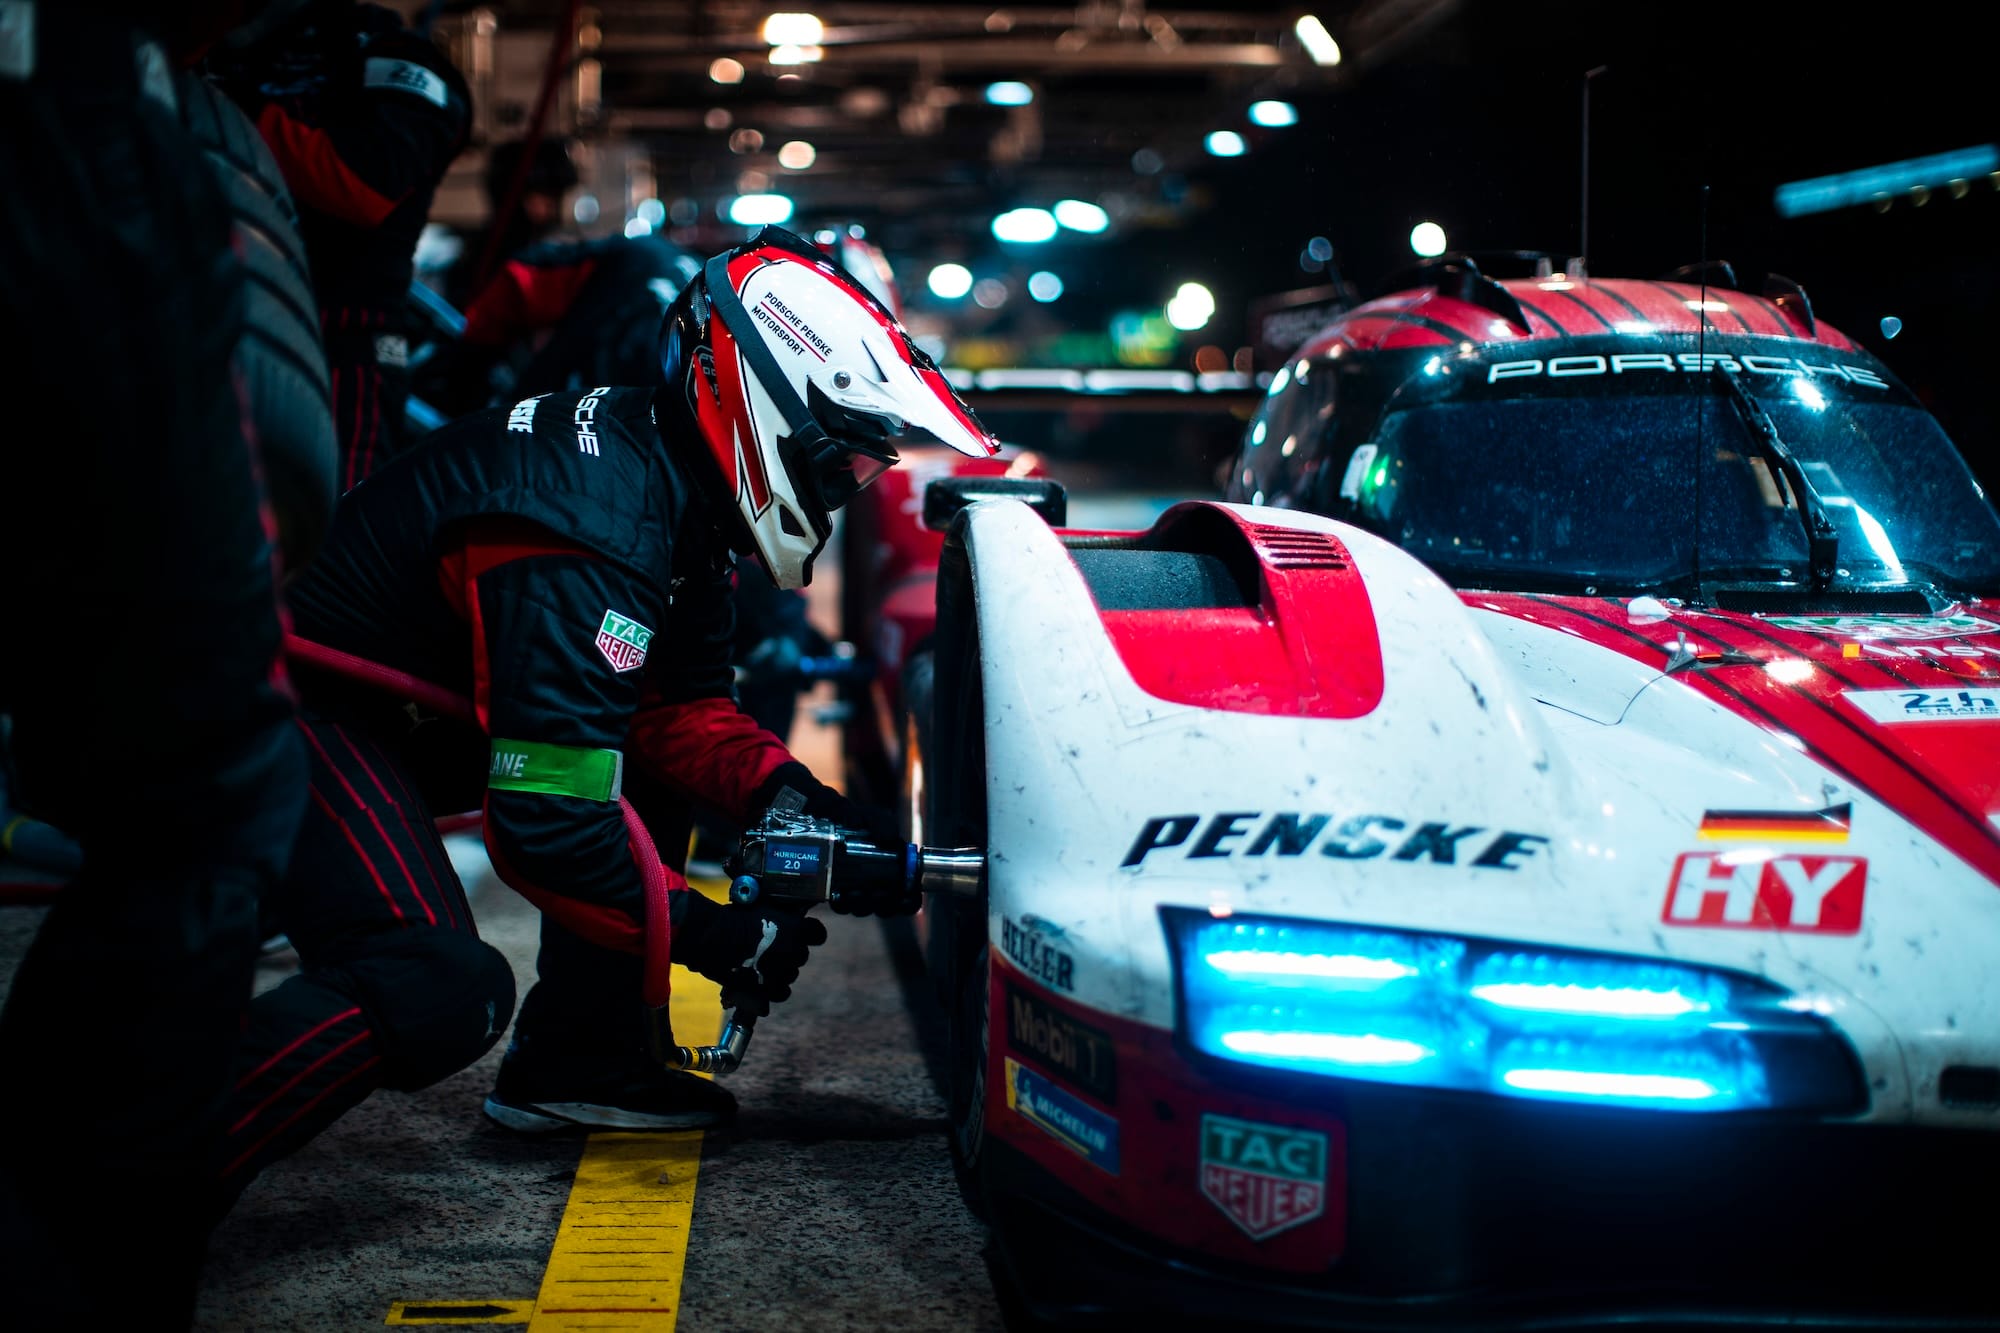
xmin=386 ymin=1299 xmax=535 ymax=1324
xmin=526 ymin=874 xmax=728 ymax=1332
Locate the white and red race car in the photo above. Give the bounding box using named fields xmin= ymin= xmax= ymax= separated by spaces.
xmin=854 ymin=261 xmax=2000 ymax=1327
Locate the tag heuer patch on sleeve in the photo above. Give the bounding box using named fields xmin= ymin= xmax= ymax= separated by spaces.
xmin=595 ymin=610 xmax=653 ymax=673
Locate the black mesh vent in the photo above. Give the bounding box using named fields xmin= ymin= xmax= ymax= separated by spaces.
xmin=1940 ymin=1066 xmax=2000 ymax=1109
xmin=1250 ymin=524 xmax=1349 ymax=571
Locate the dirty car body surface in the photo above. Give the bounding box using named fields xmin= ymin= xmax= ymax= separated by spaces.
xmin=878 ymin=270 xmax=2000 ymax=1328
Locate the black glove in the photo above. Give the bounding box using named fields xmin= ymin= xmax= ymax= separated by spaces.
xmin=753 ymin=761 xmax=900 ymax=846
xmin=675 ymin=890 xmax=828 ymax=1018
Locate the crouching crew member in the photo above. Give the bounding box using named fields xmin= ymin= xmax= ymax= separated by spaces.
xmin=216 ymin=227 xmax=998 ymax=1191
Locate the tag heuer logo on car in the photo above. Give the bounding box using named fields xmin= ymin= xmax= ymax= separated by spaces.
xmin=596 ymin=610 xmax=653 ymax=673
xmin=1766 ymin=612 xmax=2000 ymax=642
xmin=1200 ymin=1114 xmax=1327 ymax=1240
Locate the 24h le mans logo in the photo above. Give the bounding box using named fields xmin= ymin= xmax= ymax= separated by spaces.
xmin=595 ymin=610 xmax=653 ymax=673
xmin=1200 ymin=1114 xmax=1327 ymax=1240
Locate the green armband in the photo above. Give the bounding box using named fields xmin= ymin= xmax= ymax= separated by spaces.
xmin=487 ymin=739 xmax=625 ymax=802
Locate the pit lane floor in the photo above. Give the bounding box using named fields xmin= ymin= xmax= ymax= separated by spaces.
xmin=0 ymin=840 xmax=1003 ymax=1331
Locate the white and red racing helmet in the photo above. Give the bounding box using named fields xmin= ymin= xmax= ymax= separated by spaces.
xmin=660 ymin=226 xmax=998 ymax=589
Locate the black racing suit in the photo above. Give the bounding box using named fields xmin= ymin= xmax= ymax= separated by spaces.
xmin=214 ymin=3 xmax=469 ymax=488
xmin=230 ymin=387 xmax=807 ymax=1182
xmin=0 ymin=5 xmax=306 ymax=1322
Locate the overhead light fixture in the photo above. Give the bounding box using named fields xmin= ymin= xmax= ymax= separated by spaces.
xmin=1052 ymin=199 xmax=1109 ymax=233
xmin=1165 ymin=280 xmax=1215 ymax=332
xmin=928 ymin=263 xmax=973 ymax=299
xmin=1409 ymin=220 xmax=1447 ymax=257
xmin=1774 ymin=144 xmax=1998 ymax=218
xmin=991 ymin=207 xmax=1058 ymax=243
xmin=709 ymin=56 xmax=745 ymax=84
xmin=761 ymin=12 xmax=824 ymax=45
xmin=1205 ymin=130 xmax=1246 ymax=158
xmin=778 ymin=140 xmax=817 ymax=170
xmin=768 ymin=43 xmax=822 ymax=65
xmin=728 ymin=193 xmax=794 ymax=226
xmin=1249 ymin=100 xmax=1297 ymax=127
xmin=1294 ymin=14 xmax=1342 ymax=66
xmin=985 ymin=80 xmax=1034 ymax=106
xmin=1028 ymin=271 xmax=1064 ymax=302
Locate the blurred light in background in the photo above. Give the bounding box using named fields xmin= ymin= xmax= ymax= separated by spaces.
xmin=572 ymin=194 xmax=600 ymax=224
xmin=778 ymin=140 xmax=817 ymax=170
xmin=728 ymin=194 xmax=795 ymax=225
xmin=1880 ymin=315 xmax=1904 ymax=339
xmin=972 ymin=278 xmax=1009 ymax=309
xmin=1410 ymin=221 xmax=1448 ymax=256
xmin=928 ymin=263 xmax=973 ymax=299
xmin=1307 ymin=235 xmax=1334 ymax=261
xmin=1166 ymin=281 xmax=1215 ymax=331
xmin=1028 ymin=271 xmax=1064 ymax=302
xmin=705 ymin=107 xmax=733 ymax=130
xmin=1053 ymin=199 xmax=1109 ymax=233
xmin=992 ymin=207 xmax=1058 ymax=243
xmin=762 ymin=12 xmax=824 ymax=44
xmin=624 ymin=217 xmax=653 ymax=238
xmin=1249 ymin=100 xmax=1298 ymax=127
xmin=635 ymin=198 xmax=665 ymax=226
xmin=708 ymin=57 xmax=744 ymax=84
xmin=1295 ymin=14 xmax=1342 ymax=66
xmin=729 ymin=128 xmax=764 ymax=153
xmin=768 ymin=43 xmax=823 ymax=65
xmin=1205 ymin=130 xmax=1246 ymax=158
xmin=668 ymin=198 xmax=700 ymax=226
xmin=985 ymin=81 xmax=1034 ymax=106
xmin=1131 ymin=147 xmax=1165 ymax=175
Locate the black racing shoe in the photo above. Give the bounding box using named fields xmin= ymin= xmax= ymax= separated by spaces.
xmin=483 ymin=1050 xmax=739 ymax=1134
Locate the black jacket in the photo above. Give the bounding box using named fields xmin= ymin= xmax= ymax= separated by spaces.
xmin=287 ymin=388 xmax=779 ymax=946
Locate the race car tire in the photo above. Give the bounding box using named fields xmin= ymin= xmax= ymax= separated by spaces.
xmin=945 ymin=940 xmax=991 ymax=1221
xmin=174 ymin=71 xmax=337 ymax=577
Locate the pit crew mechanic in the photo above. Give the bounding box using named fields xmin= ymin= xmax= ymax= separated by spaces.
xmin=211 ymin=0 xmax=470 ymax=488
xmin=218 ymin=228 xmax=998 ymax=1183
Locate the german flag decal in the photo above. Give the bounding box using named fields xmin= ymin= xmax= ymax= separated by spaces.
xmin=1696 ymin=804 xmax=1852 ymax=842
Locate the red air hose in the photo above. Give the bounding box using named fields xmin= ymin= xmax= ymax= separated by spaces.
xmin=284 ymin=634 xmax=675 ymax=1006
xmin=468 ymin=0 xmax=584 ymax=299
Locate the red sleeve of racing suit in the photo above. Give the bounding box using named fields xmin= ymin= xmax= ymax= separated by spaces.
xmin=628 ymin=563 xmax=794 ymax=823
xmin=440 ymin=519 xmax=688 ymax=955
xmin=252 ymin=36 xmax=468 ymax=229
xmin=460 ymin=255 xmax=600 ymax=348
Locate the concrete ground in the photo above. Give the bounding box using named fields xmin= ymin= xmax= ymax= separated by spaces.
xmin=0 ymin=836 xmax=1004 ymax=1332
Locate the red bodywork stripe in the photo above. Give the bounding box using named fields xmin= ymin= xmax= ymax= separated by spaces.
xmin=255 ymin=104 xmax=401 ymax=228
xmin=1514 ymin=597 xmax=2000 ymax=886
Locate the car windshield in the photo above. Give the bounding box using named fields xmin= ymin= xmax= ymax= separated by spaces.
xmin=1355 ymin=368 xmax=2000 ymax=596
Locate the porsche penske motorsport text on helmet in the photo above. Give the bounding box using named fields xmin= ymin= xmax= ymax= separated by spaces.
xmin=660 ymin=226 xmax=998 ymax=589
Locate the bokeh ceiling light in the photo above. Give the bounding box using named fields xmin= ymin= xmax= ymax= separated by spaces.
xmin=1249 ymin=100 xmax=1298 ymax=127
xmin=992 ymin=207 xmax=1059 ymax=243
xmin=1410 ymin=221 xmax=1448 ymax=256
xmin=709 ymin=56 xmax=745 ymax=84
xmin=972 ymin=278 xmax=1009 ymax=309
xmin=1028 ymin=271 xmax=1064 ymax=302
xmin=1053 ymin=199 xmax=1109 ymax=233
xmin=985 ymin=81 xmax=1034 ymax=106
xmin=928 ymin=263 xmax=973 ymax=299
xmin=761 ymin=12 xmax=824 ymax=45
xmin=1166 ymin=280 xmax=1215 ymax=331
xmin=728 ymin=194 xmax=795 ymax=226
xmin=1205 ymin=130 xmax=1247 ymax=158
xmin=768 ymin=43 xmax=823 ymax=65
xmin=624 ymin=216 xmax=653 ymax=238
xmin=778 ymin=140 xmax=817 ymax=170
xmin=1294 ymin=14 xmax=1342 ymax=65
xmin=635 ymin=198 xmax=666 ymax=225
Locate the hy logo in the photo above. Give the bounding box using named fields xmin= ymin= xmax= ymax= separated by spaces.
xmin=1200 ymin=1114 xmax=1327 ymax=1241
xmin=595 ymin=610 xmax=653 ymax=674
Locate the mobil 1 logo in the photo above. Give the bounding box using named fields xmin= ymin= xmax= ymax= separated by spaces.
xmin=1200 ymin=1115 xmax=1329 ymax=1241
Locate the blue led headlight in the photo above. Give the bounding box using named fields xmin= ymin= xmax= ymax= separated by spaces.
xmin=1166 ymin=912 xmax=1864 ymax=1113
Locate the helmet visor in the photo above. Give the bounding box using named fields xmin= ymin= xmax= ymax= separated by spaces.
xmin=806 ymin=440 xmax=899 ymax=514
